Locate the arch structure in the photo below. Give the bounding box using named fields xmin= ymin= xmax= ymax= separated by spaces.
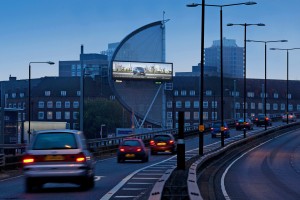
xmin=109 ymin=21 xmax=169 ymax=128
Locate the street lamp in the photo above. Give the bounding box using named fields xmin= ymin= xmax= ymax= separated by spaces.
xmin=227 ymin=23 xmax=265 ymax=138
xmin=270 ymin=47 xmax=300 ymax=124
xmin=188 ymin=2 xmax=256 ymax=147
xmin=28 ymin=61 xmax=55 ymax=142
xmin=186 ymin=0 xmax=205 ymax=155
xmin=247 ymin=40 xmax=287 ymax=130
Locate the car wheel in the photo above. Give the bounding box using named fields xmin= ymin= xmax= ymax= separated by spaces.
xmin=25 ymin=178 xmax=34 ymax=193
xmin=88 ymin=176 xmax=95 ymax=189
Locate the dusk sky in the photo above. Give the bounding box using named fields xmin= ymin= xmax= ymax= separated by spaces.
xmin=1 ymin=0 xmax=300 ymax=81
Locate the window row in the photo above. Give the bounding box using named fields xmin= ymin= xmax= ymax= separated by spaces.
xmin=38 ymin=111 xmax=79 ymax=120
xmin=38 ymin=101 xmax=79 ymax=109
xmin=44 ymin=90 xmax=81 ymax=97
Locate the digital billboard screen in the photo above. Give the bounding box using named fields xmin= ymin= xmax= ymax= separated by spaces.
xmin=112 ymin=61 xmax=173 ymax=81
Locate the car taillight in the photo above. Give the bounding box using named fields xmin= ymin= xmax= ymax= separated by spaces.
xmin=236 ymin=123 xmax=239 ymax=126
xmin=119 ymin=148 xmax=125 ymax=152
xmin=75 ymin=153 xmax=86 ymax=162
xmin=150 ymin=140 xmax=155 ymax=145
xmin=211 ymin=128 xmax=214 ymax=131
xmin=23 ymin=155 xmax=35 ymax=164
xmin=224 ymin=127 xmax=228 ymax=131
xmin=266 ymin=117 xmax=269 ymax=120
xmin=169 ymin=140 xmax=174 ymax=144
xmin=136 ymin=148 xmax=142 ymax=152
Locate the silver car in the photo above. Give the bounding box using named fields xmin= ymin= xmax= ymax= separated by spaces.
xmin=22 ymin=129 xmax=95 ymax=192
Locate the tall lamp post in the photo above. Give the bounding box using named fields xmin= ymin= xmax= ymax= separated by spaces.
xmin=186 ymin=0 xmax=205 ymax=155
xmin=247 ymin=40 xmax=287 ymax=130
xmin=28 ymin=61 xmax=55 ymax=142
xmin=227 ymin=23 xmax=265 ymax=138
xmin=270 ymin=47 xmax=300 ymax=124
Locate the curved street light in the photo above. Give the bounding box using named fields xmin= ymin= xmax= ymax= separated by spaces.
xmin=270 ymin=47 xmax=300 ymax=124
xmin=28 ymin=61 xmax=55 ymax=143
xmin=247 ymin=40 xmax=287 ymax=130
xmin=227 ymin=23 xmax=265 ymax=138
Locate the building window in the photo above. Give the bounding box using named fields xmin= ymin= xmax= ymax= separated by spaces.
xmin=281 ymin=103 xmax=285 ymax=111
xmin=47 ymin=111 xmax=53 ymax=120
xmin=251 ymin=102 xmax=255 ymax=109
xmin=12 ymin=93 xmax=16 ymax=98
xmin=190 ymin=90 xmax=195 ymax=96
xmin=181 ymin=90 xmax=187 ymax=96
xmin=174 ymin=90 xmax=178 ymax=96
xmin=56 ymin=112 xmax=61 ymax=120
xmin=193 ymin=112 xmax=199 ymax=120
xmin=235 ymin=102 xmax=240 ymax=109
xmin=288 ymin=94 xmax=292 ymax=99
xmin=297 ymin=104 xmax=300 ymax=111
xmin=165 ymin=83 xmax=173 ymax=90
xmin=203 ymin=112 xmax=208 ymax=120
xmin=206 ymin=90 xmax=212 ymax=96
xmin=73 ymin=112 xmax=79 ymax=120
xmin=176 ymin=101 xmax=182 ymax=108
xmin=65 ymin=112 xmax=70 ymax=120
xmin=288 ymin=104 xmax=293 ymax=111
xmin=73 ymin=101 xmax=79 ymax=108
xmin=247 ymin=92 xmax=254 ymax=98
xmin=47 ymin=101 xmax=53 ymax=108
xmin=212 ymin=101 xmax=217 ymax=108
xmin=20 ymin=93 xmax=24 ymax=98
xmin=203 ymin=101 xmax=208 ymax=108
xmin=77 ymin=91 xmax=81 ymax=96
xmin=38 ymin=112 xmax=44 ymax=120
xmin=194 ymin=101 xmax=199 ymax=108
xmin=274 ymin=93 xmax=279 ymax=99
xmin=273 ymin=103 xmax=278 ymax=111
xmin=266 ymin=103 xmax=270 ymax=110
xmin=38 ymin=101 xmax=44 ymax=108
xmin=212 ymin=112 xmax=217 ymax=120
xmin=110 ymin=95 xmax=116 ymax=100
xmin=167 ymin=101 xmax=172 ymax=108
xmin=56 ymin=101 xmax=62 ymax=108
xmin=65 ymin=101 xmax=70 ymax=108
xmin=61 ymin=91 xmax=67 ymax=96
xmin=258 ymin=103 xmax=263 ymax=110
xmin=185 ymin=101 xmax=191 ymax=108
xmin=167 ymin=112 xmax=172 ymax=119
xmin=184 ymin=112 xmax=190 ymax=120
xmin=45 ymin=91 xmax=51 ymax=96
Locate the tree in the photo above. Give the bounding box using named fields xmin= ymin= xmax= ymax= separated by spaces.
xmin=83 ymin=98 xmax=131 ymax=139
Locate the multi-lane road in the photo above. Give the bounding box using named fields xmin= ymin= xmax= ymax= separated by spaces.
xmin=0 ymin=121 xmax=295 ymax=200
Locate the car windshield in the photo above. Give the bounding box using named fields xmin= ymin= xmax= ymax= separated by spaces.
xmin=153 ymin=135 xmax=171 ymax=141
xmin=212 ymin=123 xmax=222 ymax=128
xmin=122 ymin=140 xmax=141 ymax=147
xmin=32 ymin=132 xmax=77 ymax=150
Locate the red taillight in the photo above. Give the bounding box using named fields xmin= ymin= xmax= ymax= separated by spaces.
xmin=119 ymin=148 xmax=125 ymax=152
xmin=150 ymin=140 xmax=155 ymax=145
xmin=169 ymin=140 xmax=174 ymax=144
xmin=211 ymin=128 xmax=214 ymax=131
xmin=75 ymin=153 xmax=86 ymax=162
xmin=266 ymin=117 xmax=269 ymax=120
xmin=23 ymin=155 xmax=34 ymax=164
xmin=236 ymin=123 xmax=239 ymax=126
xmin=224 ymin=127 xmax=228 ymax=131
xmin=136 ymin=148 xmax=142 ymax=152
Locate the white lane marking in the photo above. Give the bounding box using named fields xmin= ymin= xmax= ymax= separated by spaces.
xmin=137 ymin=173 xmax=163 ymax=176
xmin=100 ymin=157 xmax=175 ymax=200
xmin=127 ymin=182 xmax=153 ymax=185
xmin=114 ymin=196 xmax=137 ymax=198
xmin=95 ymin=176 xmax=105 ymax=181
xmin=221 ymin=130 xmax=293 ymax=200
xmin=132 ymin=177 xmax=158 ymax=180
xmin=122 ymin=188 xmax=147 ymax=190
xmin=142 ymin=169 xmax=164 ymax=172
xmin=0 ymin=175 xmax=23 ymax=182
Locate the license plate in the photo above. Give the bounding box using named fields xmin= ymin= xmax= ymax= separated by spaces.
xmin=125 ymin=154 xmax=135 ymax=158
xmin=157 ymin=142 xmax=166 ymax=146
xmin=216 ymin=133 xmax=221 ymax=136
xmin=45 ymin=155 xmax=64 ymax=161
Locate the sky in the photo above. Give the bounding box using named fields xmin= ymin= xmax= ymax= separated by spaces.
xmin=1 ymin=0 xmax=300 ymax=81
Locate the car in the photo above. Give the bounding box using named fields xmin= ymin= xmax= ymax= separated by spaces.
xmin=282 ymin=113 xmax=297 ymax=122
xmin=149 ymin=133 xmax=177 ymax=155
xmin=117 ymin=138 xmax=149 ymax=163
xmin=255 ymin=114 xmax=272 ymax=127
xmin=132 ymin=67 xmax=146 ymax=76
xmin=22 ymin=129 xmax=95 ymax=192
xmin=235 ymin=118 xmax=254 ymax=130
xmin=211 ymin=122 xmax=230 ymax=138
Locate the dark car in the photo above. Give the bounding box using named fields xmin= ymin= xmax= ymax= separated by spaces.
xmin=117 ymin=138 xmax=149 ymax=163
xmin=22 ymin=129 xmax=95 ymax=192
xmin=282 ymin=113 xmax=297 ymax=122
xmin=235 ymin=118 xmax=254 ymax=130
xmin=132 ymin=67 xmax=145 ymax=76
xmin=211 ymin=122 xmax=230 ymax=138
xmin=149 ymin=133 xmax=177 ymax=155
xmin=255 ymin=114 xmax=272 ymax=127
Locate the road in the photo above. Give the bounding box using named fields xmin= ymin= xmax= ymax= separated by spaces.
xmin=0 ymin=122 xmax=283 ymax=199
xmin=222 ymin=127 xmax=300 ymax=200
